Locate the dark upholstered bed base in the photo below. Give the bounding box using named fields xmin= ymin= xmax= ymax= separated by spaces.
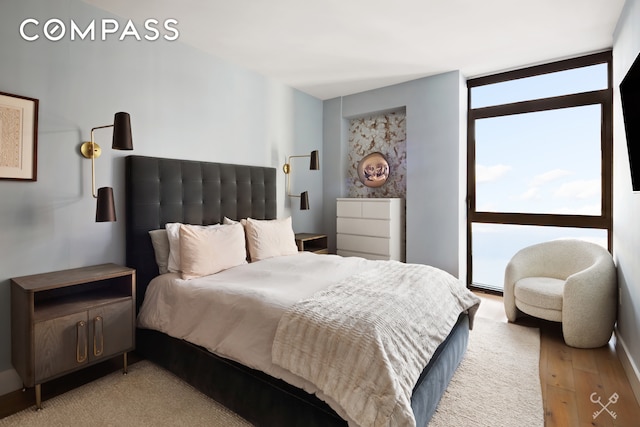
xmin=136 ymin=329 xmax=345 ymax=427
xmin=412 ymin=313 xmax=469 ymax=425
xmin=136 ymin=313 xmax=468 ymax=427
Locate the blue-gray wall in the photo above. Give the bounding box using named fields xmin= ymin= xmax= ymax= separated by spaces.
xmin=322 ymin=72 xmax=467 ymax=277
xmin=613 ymin=0 xmax=640 ymax=400
xmin=0 ymin=0 xmax=323 ymax=393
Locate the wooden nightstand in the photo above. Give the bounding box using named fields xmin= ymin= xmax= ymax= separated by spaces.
xmin=10 ymin=263 xmax=136 ymax=409
xmin=295 ymin=233 xmax=328 ymax=254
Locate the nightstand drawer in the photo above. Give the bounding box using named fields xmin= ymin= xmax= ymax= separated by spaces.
xmin=33 ymin=297 xmax=133 ymax=384
xmin=89 ymin=299 xmax=134 ymax=360
xmin=35 ymin=311 xmax=88 ymax=382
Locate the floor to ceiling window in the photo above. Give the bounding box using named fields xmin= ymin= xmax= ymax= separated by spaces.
xmin=467 ymin=52 xmax=613 ymax=292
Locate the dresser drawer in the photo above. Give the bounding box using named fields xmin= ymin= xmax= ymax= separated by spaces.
xmin=360 ymin=200 xmax=393 ymax=219
xmin=337 ymin=250 xmax=390 ymax=260
xmin=337 ymin=234 xmax=390 ymax=256
xmin=336 ymin=200 xmax=362 ymax=217
xmin=337 ymin=199 xmax=393 ymax=219
xmin=337 ymin=217 xmax=392 ymax=238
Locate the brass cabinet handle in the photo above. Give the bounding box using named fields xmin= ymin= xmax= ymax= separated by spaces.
xmin=93 ymin=316 xmax=104 ymax=357
xmin=76 ymin=320 xmax=87 ymax=363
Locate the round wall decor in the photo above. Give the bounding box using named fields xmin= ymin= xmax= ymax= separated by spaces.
xmin=357 ymin=152 xmax=390 ymax=188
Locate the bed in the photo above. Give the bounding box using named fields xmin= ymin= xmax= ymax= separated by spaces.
xmin=125 ymin=155 xmax=479 ymax=427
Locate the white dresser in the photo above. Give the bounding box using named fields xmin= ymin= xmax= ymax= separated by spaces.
xmin=336 ymin=198 xmax=405 ymax=261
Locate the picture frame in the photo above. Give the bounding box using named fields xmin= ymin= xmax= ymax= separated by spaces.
xmin=0 ymin=91 xmax=39 ymax=181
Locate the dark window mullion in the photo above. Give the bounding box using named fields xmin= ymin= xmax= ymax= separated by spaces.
xmin=470 ymin=89 xmax=610 ymax=120
xmin=601 ymin=96 xmax=614 ymax=250
xmin=466 ymin=86 xmax=476 ymax=287
xmin=470 ymin=212 xmax=610 ymax=229
xmin=468 ymin=51 xmax=612 ymax=88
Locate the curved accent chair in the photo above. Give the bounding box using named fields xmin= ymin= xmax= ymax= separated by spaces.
xmin=503 ymin=239 xmax=617 ymax=348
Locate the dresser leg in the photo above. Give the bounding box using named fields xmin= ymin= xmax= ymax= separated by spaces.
xmin=123 ymin=352 xmax=128 ymax=375
xmin=35 ymin=384 xmax=42 ymax=410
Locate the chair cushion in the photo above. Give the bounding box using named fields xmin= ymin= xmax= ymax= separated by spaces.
xmin=514 ymin=277 xmax=564 ymax=312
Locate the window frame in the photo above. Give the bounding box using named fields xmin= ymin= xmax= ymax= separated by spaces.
xmin=466 ymin=51 xmax=613 ymax=290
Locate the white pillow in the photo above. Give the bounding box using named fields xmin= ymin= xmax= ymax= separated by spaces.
xmin=149 ymin=229 xmax=170 ymax=274
xmin=166 ymin=222 xmax=222 ymax=273
xmin=223 ymin=217 xmax=251 ymax=260
xmin=165 ymin=223 xmax=184 ymax=273
xmin=179 ymin=223 xmax=247 ymax=280
xmin=244 ymin=217 xmax=298 ymax=262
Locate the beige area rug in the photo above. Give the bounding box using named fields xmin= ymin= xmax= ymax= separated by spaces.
xmin=1 ymin=318 xmax=542 ymax=427
xmin=0 ymin=362 xmax=252 ymax=427
xmin=429 ymin=317 xmax=543 ymax=426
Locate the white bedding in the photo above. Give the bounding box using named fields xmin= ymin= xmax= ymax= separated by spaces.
xmin=137 ymin=252 xmax=479 ymax=426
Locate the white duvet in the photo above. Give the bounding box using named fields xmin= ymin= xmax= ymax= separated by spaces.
xmin=137 ymin=252 xmax=479 ymax=426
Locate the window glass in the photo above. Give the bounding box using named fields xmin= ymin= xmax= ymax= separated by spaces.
xmin=475 ymin=105 xmax=602 ymax=215
xmin=471 ymin=223 xmax=607 ymax=291
xmin=471 ymin=63 xmax=608 ymax=108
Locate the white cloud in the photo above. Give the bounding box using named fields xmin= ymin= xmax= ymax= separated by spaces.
xmin=553 ymin=179 xmax=600 ymax=199
xmin=530 ymin=169 xmax=572 ymax=186
xmin=476 ymin=164 xmax=511 ymax=183
xmin=519 ymin=187 xmax=541 ymax=200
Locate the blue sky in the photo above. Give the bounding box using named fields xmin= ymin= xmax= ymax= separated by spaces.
xmin=476 ymin=105 xmax=602 ymax=215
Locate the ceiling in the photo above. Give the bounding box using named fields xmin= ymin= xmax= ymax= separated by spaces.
xmin=81 ymin=0 xmax=626 ymax=100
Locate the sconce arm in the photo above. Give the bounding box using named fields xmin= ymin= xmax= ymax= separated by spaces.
xmin=80 ymin=124 xmax=114 ymax=198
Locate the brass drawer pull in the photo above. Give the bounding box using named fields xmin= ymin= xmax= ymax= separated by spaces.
xmin=76 ymin=320 xmax=87 ymax=363
xmin=93 ymin=316 xmax=104 ymax=357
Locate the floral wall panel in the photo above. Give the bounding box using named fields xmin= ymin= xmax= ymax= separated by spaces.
xmin=347 ymin=110 xmax=406 ymax=198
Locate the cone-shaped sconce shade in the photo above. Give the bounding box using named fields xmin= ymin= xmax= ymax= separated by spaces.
xmin=300 ymin=191 xmax=310 ymax=210
xmin=112 ymin=112 xmax=133 ymax=150
xmin=96 ymin=187 xmax=116 ymax=222
xmin=309 ymin=150 xmax=320 ymax=170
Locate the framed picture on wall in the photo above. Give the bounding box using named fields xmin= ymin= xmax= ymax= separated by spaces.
xmin=0 ymin=91 xmax=39 ymax=181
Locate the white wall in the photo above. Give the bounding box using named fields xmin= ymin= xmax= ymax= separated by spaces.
xmin=322 ymin=72 xmax=467 ymax=277
xmin=613 ymin=0 xmax=640 ymax=399
xmin=0 ymin=0 xmax=323 ymax=395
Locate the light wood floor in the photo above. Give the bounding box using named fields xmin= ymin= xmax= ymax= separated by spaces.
xmin=475 ymin=291 xmax=640 ymax=427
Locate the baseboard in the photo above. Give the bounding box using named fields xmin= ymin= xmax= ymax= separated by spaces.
xmin=0 ymin=368 xmax=22 ymax=397
xmin=615 ymin=327 xmax=640 ymax=406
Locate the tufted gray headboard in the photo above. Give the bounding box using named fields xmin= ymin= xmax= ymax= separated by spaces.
xmin=125 ymin=155 xmax=277 ymax=309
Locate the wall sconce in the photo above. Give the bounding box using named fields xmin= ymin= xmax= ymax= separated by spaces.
xmin=79 ymin=112 xmax=133 ymax=222
xmin=283 ymin=150 xmax=319 ymax=210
